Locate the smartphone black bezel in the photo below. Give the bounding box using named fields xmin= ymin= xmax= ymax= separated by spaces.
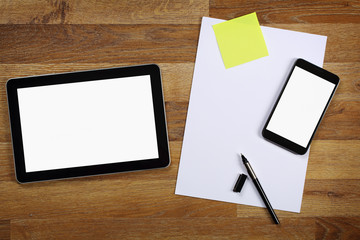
xmin=262 ymin=58 xmax=339 ymax=154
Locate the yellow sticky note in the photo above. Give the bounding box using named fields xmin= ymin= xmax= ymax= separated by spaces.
xmin=213 ymin=12 xmax=268 ymax=69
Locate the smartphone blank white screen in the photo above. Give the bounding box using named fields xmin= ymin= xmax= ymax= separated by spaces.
xmin=266 ymin=66 xmax=335 ymax=147
xmin=17 ymin=75 xmax=159 ymax=172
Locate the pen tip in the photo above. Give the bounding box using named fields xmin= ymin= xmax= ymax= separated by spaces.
xmin=240 ymin=153 xmax=247 ymax=163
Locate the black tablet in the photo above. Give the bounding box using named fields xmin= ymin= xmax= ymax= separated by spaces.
xmin=7 ymin=64 xmax=170 ymax=183
xmin=262 ymin=59 xmax=339 ymax=154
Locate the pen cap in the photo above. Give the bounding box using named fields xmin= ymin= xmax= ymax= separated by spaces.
xmin=233 ymin=174 xmax=247 ymax=193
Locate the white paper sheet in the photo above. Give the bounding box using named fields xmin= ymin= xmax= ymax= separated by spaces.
xmin=175 ymin=17 xmax=327 ymax=213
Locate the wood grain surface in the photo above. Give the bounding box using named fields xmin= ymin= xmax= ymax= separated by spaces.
xmin=0 ymin=0 xmax=359 ymax=239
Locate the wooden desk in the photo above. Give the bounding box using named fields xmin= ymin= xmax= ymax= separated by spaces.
xmin=0 ymin=1 xmax=359 ymax=239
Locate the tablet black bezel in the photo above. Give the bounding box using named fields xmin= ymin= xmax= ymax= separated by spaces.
xmin=262 ymin=58 xmax=339 ymax=155
xmin=7 ymin=64 xmax=170 ymax=183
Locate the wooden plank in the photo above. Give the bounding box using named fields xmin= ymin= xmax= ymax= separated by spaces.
xmin=308 ymin=140 xmax=360 ymax=179
xmin=0 ymin=143 xmax=14 ymax=181
xmin=322 ymin=63 xmax=360 ymax=101
xmin=9 ymin=217 xmax=360 ymax=239
xmin=0 ymin=24 xmax=359 ymax=64
xmin=0 ymin=178 xmax=235 ymax=220
xmin=301 ymin=179 xmax=360 ymax=217
xmin=10 ymin=217 xmax=316 ymax=240
xmin=0 ymin=24 xmax=200 ymax=64
xmin=314 ymin=99 xmax=360 ymax=140
xmin=210 ymin=0 xmax=360 ymax=24
xmin=166 ymin=101 xmax=188 ymax=141
xmin=0 ymin=220 xmax=10 ymax=240
xmin=316 ymin=217 xmax=360 ymax=239
xmin=237 ymin=179 xmax=360 ymax=218
xmin=0 ymin=0 xmax=208 ymax=24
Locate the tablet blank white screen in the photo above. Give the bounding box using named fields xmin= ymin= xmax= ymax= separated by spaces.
xmin=17 ymin=75 xmax=159 ymax=172
xmin=266 ymin=66 xmax=335 ymax=147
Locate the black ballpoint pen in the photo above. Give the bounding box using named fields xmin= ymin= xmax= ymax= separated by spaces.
xmin=241 ymin=154 xmax=280 ymax=224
